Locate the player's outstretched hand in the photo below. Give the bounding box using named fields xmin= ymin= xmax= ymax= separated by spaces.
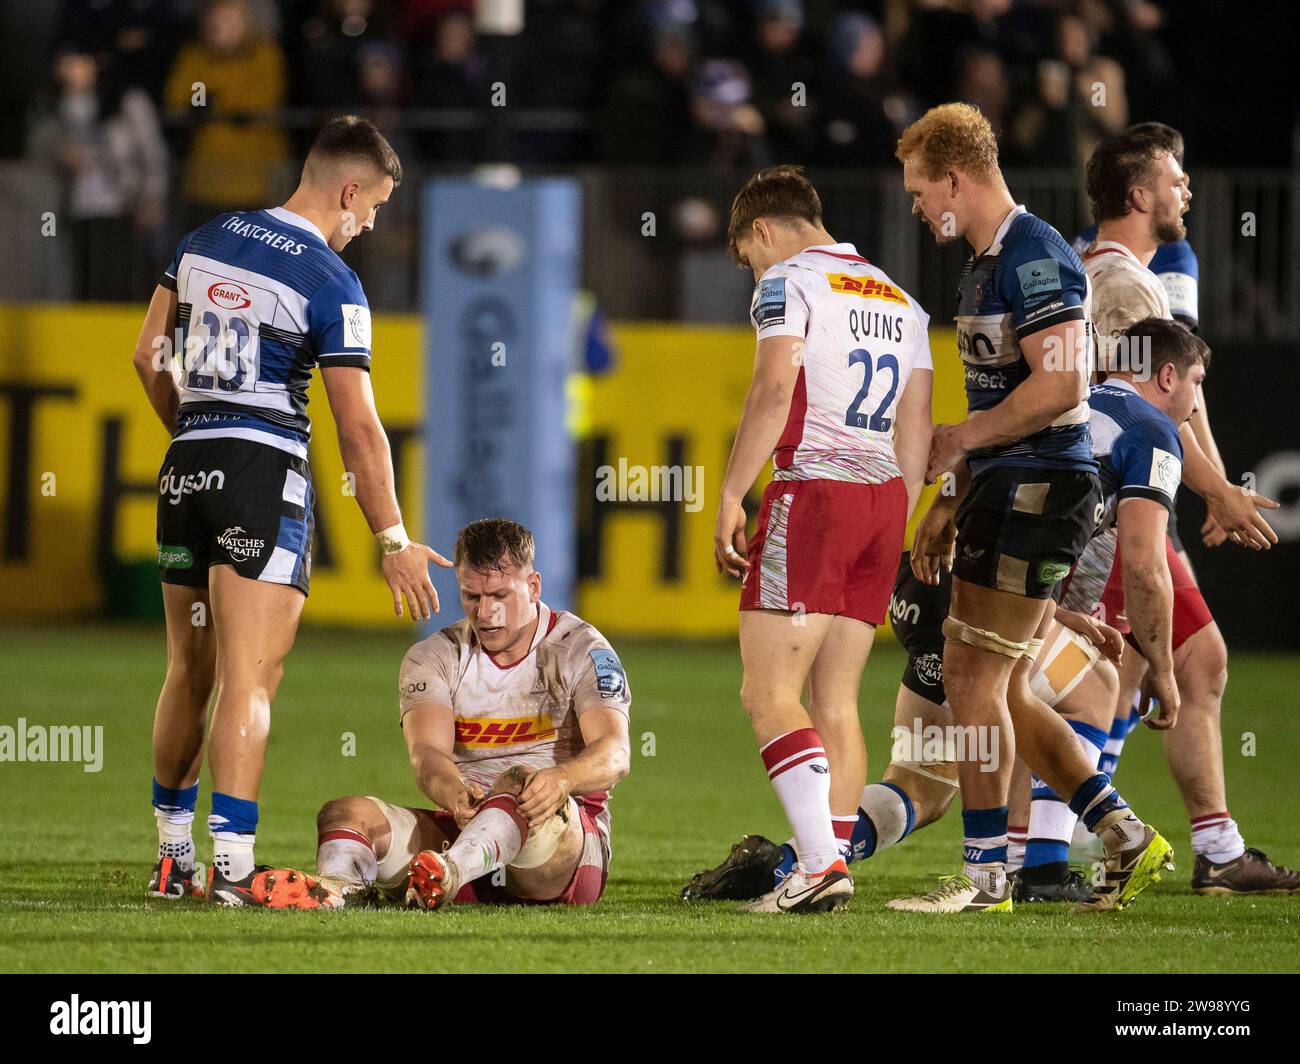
xmin=715 ymin=497 xmax=751 ymax=579
xmin=925 ymin=423 xmax=968 ymax=484
xmin=382 ymin=542 xmax=453 ymax=620
xmin=1139 ymin=668 xmax=1181 ymax=731
xmin=1206 ymin=487 xmax=1279 ymax=551
xmin=910 ymin=500 xmax=957 ymax=586
xmin=519 ymin=767 xmax=572 ymax=831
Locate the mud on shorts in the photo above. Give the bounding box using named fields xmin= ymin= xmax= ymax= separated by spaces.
xmin=953 ymin=464 xmax=1102 ymax=600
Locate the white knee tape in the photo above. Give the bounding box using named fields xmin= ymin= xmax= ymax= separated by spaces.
xmin=943 ymin=616 xmax=1033 ymax=659
xmin=510 ymin=796 xmax=575 ymax=869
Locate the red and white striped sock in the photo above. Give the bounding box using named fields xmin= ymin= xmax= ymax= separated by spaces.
xmin=1191 ymin=811 xmax=1245 ymax=864
xmin=760 ymin=728 xmax=838 ymax=874
xmin=1007 ymin=824 xmax=1028 ymax=874
xmin=447 ymin=794 xmax=531 ymax=883
xmin=316 ymin=828 xmax=378 ymax=885
xmin=831 ymin=815 xmax=857 ymax=860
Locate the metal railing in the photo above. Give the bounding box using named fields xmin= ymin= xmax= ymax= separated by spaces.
xmin=3 ymin=160 xmax=1296 ymax=342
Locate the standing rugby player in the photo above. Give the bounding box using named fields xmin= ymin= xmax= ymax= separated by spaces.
xmin=892 ymin=103 xmax=1169 ymax=913
xmin=715 ymin=166 xmax=933 ymax=913
xmin=1075 ymin=134 xmax=1296 ymax=893
xmin=134 ymin=117 xmax=449 ymax=908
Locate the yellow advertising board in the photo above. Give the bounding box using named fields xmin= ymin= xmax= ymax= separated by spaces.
xmin=0 ymin=304 xmax=963 ymax=635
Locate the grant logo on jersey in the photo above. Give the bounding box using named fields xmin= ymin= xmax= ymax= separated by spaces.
xmin=207 ymin=281 xmax=252 ymax=310
xmin=456 ymin=714 xmax=557 ymax=747
xmin=826 ymin=273 xmax=908 ymax=305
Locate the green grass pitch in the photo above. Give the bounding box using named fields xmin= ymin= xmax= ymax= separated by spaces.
xmin=2 ymin=624 xmax=1299 ymax=973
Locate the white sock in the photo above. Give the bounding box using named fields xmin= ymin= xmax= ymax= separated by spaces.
xmin=1028 ymin=727 xmax=1104 ymax=866
xmin=860 ymin=783 xmax=912 ymax=853
xmin=212 ymin=833 xmax=256 ymax=882
xmin=156 ymin=808 xmax=196 ymax=868
xmin=1006 ymin=826 xmax=1027 ymax=874
xmin=446 ymin=797 xmax=528 ymax=883
xmin=317 ymin=830 xmax=379 ymax=885
xmin=1191 ymin=812 xmax=1246 ymax=864
xmin=963 ymin=861 xmax=1006 ymax=896
xmin=760 ymin=728 xmax=839 ymax=874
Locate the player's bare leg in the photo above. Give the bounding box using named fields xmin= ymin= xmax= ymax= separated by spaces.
xmin=202 ymin=565 xmax=333 ymax=908
xmin=147 ymin=583 xmax=215 ymax=899
xmin=1017 ymin=651 xmax=1118 ymax=903
xmin=806 ymin=615 xmax=875 ymax=850
xmin=732 ymin=609 xmax=852 ymax=912
xmin=893 ymin=580 xmax=1170 ymax=912
xmin=1006 ymin=757 xmax=1032 ymax=878
xmin=1167 ymin=623 xmax=1229 ymax=820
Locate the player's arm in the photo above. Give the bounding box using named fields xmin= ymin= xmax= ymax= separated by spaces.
xmin=1117 ymin=497 xmax=1179 ymax=729
xmin=518 ymin=705 xmax=631 ymax=830
xmin=401 ymin=702 xmax=484 ymax=826
xmin=929 ymin=319 xmax=1088 ymax=480
xmin=894 ymin=367 xmax=933 ymax=519
xmin=715 ymin=332 xmax=802 ymax=577
xmin=910 ymin=460 xmax=968 ymax=585
xmin=1175 ymin=422 xmax=1277 ymax=550
xmin=321 ymin=365 xmax=452 ymax=617
xmin=131 ymin=284 xmax=180 ymax=433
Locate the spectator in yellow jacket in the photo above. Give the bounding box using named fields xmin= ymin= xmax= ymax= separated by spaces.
xmin=164 ymin=0 xmax=289 ymax=212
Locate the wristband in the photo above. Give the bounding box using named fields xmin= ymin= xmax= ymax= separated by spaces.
xmin=376 ymin=522 xmax=410 ymax=556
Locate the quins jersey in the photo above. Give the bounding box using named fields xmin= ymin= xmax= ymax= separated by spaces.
xmin=397 ymin=603 xmax=631 ymax=834
xmin=1082 ymin=239 xmax=1172 ymax=373
xmin=750 ymin=243 xmax=932 ymax=485
xmin=161 ymin=206 xmax=372 ymax=459
xmin=1074 ymin=225 xmax=1199 ymax=330
xmin=955 ymin=206 xmax=1095 ymax=475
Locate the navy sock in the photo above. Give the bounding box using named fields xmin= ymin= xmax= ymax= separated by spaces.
xmin=962 ymin=806 xmax=1008 ymax=865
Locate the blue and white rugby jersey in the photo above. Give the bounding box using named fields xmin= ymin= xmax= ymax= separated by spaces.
xmin=1074 ymin=224 xmax=1199 ymax=330
xmin=956 ymin=205 xmax=1096 ymax=475
xmin=1061 ymin=378 xmax=1184 ymax=613
xmin=160 ymin=206 xmax=372 ymax=459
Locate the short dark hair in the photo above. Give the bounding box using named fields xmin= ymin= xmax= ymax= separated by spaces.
xmin=1127 ymin=121 xmax=1184 ymax=167
xmin=305 ymin=115 xmax=402 ymax=186
xmin=454 ymin=518 xmax=536 ymax=573
xmin=727 ymin=165 xmax=822 ymax=263
xmin=1086 ymin=128 xmax=1173 ymax=224
xmin=1122 ymin=316 xmax=1211 ymax=377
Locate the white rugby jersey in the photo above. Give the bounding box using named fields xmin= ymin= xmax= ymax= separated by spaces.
xmin=1083 ymin=240 xmax=1172 ymax=373
xmin=749 ymin=243 xmax=932 ymax=484
xmin=397 ymin=603 xmax=630 ymax=833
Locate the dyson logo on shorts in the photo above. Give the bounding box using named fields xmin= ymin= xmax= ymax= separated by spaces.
xmin=159 ymin=468 xmax=225 ymax=506
xmin=217 ymin=526 xmax=265 ymax=561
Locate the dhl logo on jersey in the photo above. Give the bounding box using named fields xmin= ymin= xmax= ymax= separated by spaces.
xmin=826 ymin=273 xmax=909 ymax=305
xmin=455 ymin=715 xmax=556 ymax=747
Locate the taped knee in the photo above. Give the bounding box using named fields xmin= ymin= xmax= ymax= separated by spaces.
xmin=943 ymin=616 xmax=1038 ymax=660
xmin=510 ymin=797 xmax=574 ymax=869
